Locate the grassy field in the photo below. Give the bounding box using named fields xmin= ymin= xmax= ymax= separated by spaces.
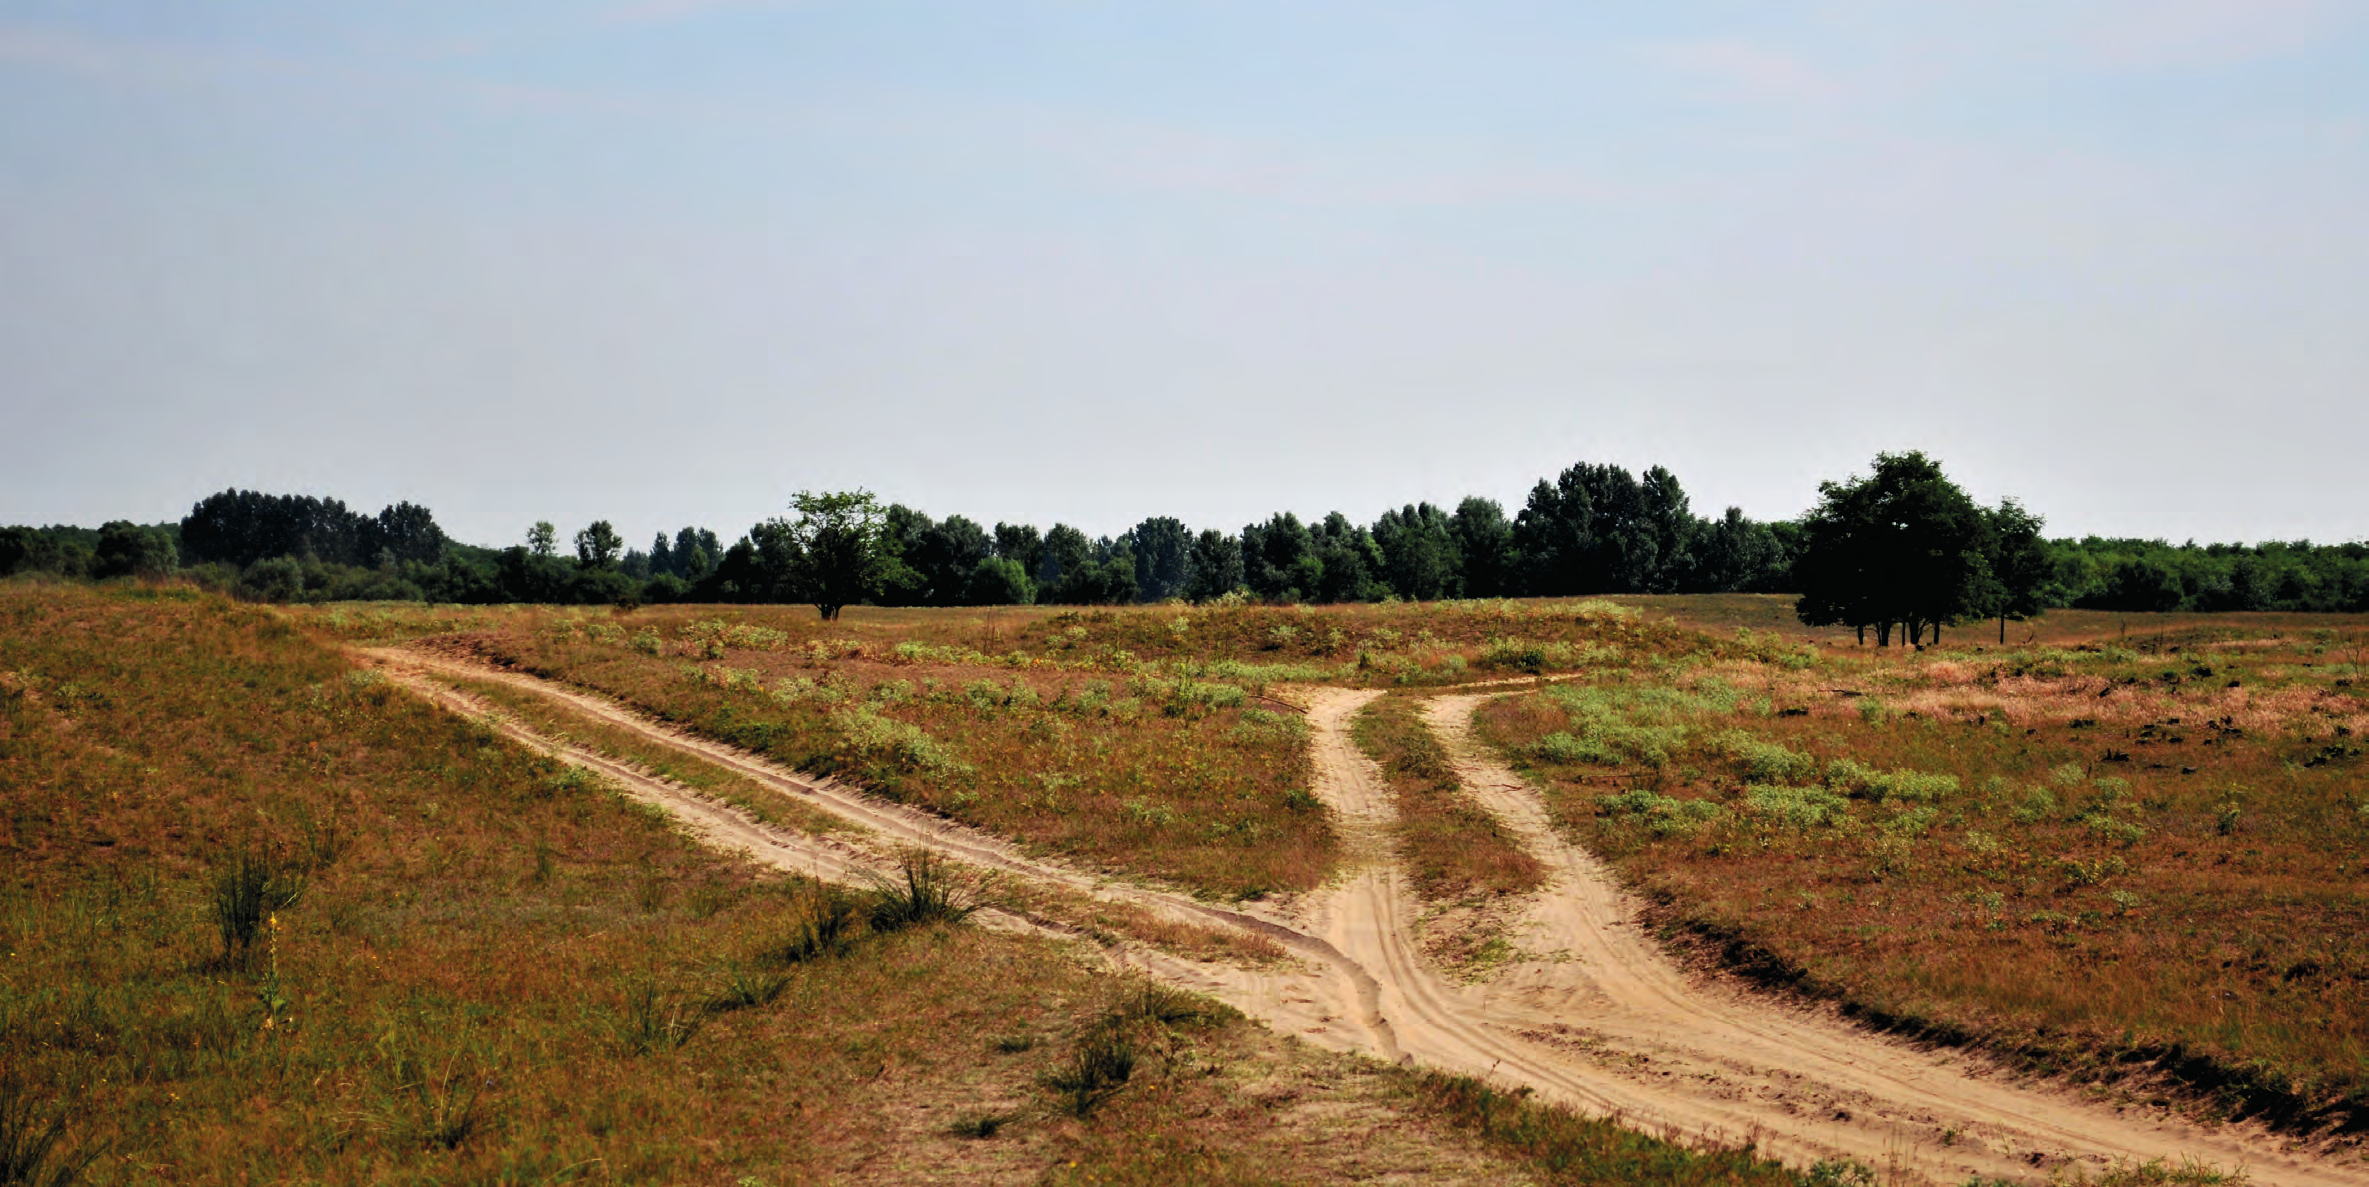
xmin=287 ymin=597 xmax=1787 ymax=902
xmin=1471 ymin=608 xmax=2369 ymax=1132
xmin=0 ymin=584 xmax=1812 ymax=1184
xmin=291 ymin=595 xmax=2369 ymax=1134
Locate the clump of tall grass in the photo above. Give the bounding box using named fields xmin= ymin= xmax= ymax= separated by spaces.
xmin=380 ymin=1052 xmax=487 ymax=1152
xmin=0 ymin=1076 xmax=98 ymax=1187
xmin=771 ymin=883 xmax=859 ymax=964
xmin=863 ymin=850 xmax=983 ymax=933
xmin=702 ymin=961 xmax=792 ymax=1014
xmin=211 ymin=848 xmax=305 ymax=963
xmin=1044 ymin=1029 xmax=1138 ymax=1117
xmin=1042 ymin=981 xmax=1230 ymax=1118
xmin=606 ymin=981 xmax=701 ymax=1056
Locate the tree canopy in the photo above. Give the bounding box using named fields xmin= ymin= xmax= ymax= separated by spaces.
xmin=1791 ymin=451 xmax=2045 ymax=646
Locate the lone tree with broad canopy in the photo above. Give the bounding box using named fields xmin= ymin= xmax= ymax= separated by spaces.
xmin=770 ymin=490 xmax=892 ymax=620
xmin=1978 ymin=498 xmax=2053 ymax=643
xmin=1793 ymin=451 xmax=1992 ymax=647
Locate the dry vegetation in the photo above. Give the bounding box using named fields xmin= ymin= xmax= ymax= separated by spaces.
xmin=1352 ymin=693 xmax=1546 ymax=971
xmin=289 ymin=596 xmax=1779 ymax=901
xmin=1471 ymin=613 xmax=2369 ymax=1134
xmin=2 ymin=585 xmax=1815 ymax=1184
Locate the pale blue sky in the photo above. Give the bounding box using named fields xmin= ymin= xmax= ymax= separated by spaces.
xmin=4 ymin=1 xmax=2366 ymax=548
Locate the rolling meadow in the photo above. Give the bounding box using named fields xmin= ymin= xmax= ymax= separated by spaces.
xmin=0 ymin=584 xmax=1824 ymax=1185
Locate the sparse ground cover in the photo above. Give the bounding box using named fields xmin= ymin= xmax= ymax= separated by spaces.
xmin=287 ymin=596 xmax=1785 ymax=900
xmin=425 ymin=613 xmax=1335 ymax=900
xmin=1 ymin=584 xmax=1819 ymax=1185
xmin=1470 ymin=614 xmax=2369 ymax=1133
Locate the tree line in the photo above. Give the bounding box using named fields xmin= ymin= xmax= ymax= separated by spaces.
xmin=5 ymin=453 xmax=2364 ymax=635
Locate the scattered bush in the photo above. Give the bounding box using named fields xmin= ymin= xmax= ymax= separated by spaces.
xmin=1743 ymin=784 xmax=1852 ymax=829
xmin=1825 ymin=758 xmax=1958 ymax=803
xmin=1715 ymin=730 xmax=1819 ymax=783
xmin=1596 ymin=789 xmax=1724 ymax=836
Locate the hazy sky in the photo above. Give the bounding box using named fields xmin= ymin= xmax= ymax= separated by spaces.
xmin=5 ymin=2 xmax=2366 ymax=550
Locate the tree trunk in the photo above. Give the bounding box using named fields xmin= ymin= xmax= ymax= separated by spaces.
xmin=1876 ymin=621 xmax=1892 ymax=647
xmin=1933 ymin=622 xmax=1942 ymax=646
xmin=1857 ymin=624 xmax=1865 ymax=646
xmin=1999 ymin=614 xmax=2006 ymax=644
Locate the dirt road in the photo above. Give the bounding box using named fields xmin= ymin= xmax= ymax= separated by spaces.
xmin=369 ymin=649 xmax=2367 ymax=1185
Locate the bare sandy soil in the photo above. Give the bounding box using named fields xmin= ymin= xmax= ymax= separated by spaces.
xmin=367 ymin=648 xmax=2369 ymax=1186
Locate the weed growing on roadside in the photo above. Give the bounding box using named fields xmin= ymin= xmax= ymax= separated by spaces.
xmin=864 ymin=850 xmax=983 ymax=933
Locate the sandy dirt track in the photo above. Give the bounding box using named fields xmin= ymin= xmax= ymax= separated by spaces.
xmin=368 ymin=649 xmax=2366 ymax=1185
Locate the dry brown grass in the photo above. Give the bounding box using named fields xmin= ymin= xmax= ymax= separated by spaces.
xmin=1469 ymin=617 xmax=2369 ymax=1134
xmin=0 ymin=585 xmax=1638 ymax=1184
xmin=429 ymin=617 xmax=1333 ymax=900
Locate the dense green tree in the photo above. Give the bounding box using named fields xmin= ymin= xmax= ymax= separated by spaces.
xmin=93 ymin=521 xmax=177 ymax=579
xmin=875 ymin=504 xmax=936 ymax=605
xmin=1311 ymin=513 xmax=1386 ymax=603
xmin=1241 ymin=513 xmax=1319 ymax=602
xmin=181 ymin=490 xmax=363 ymax=567
xmin=1184 ymin=529 xmax=1245 ymax=600
xmin=665 ymin=526 xmax=720 ymax=580
xmin=993 ymin=522 xmax=1044 ymax=579
xmin=774 ymin=490 xmax=893 ymax=620
xmin=1038 ymin=524 xmax=1094 ymax=590
xmin=1637 ymin=466 xmax=1695 ymax=592
xmin=364 ymin=502 xmax=447 ymax=564
xmin=1129 ymin=517 xmax=1195 ymax=603
xmin=1977 ymin=499 xmax=2052 ymax=642
xmin=1510 ymin=462 xmax=1677 ymax=594
xmin=1043 ymin=534 xmax=1136 ymax=605
xmin=965 ymin=556 xmax=1035 ymax=605
xmin=1690 ymin=507 xmax=1790 ymax=593
xmin=527 ymin=522 xmax=557 ymax=560
xmin=1448 ymin=498 xmax=1513 ymax=597
xmin=1372 ymin=503 xmax=1457 ymax=601
xmin=1792 ymin=451 xmax=1989 ymax=646
xmin=573 ymin=521 xmax=623 ymax=570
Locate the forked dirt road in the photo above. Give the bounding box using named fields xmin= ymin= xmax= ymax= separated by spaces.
xmin=370 ymin=649 xmax=2368 ymax=1186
